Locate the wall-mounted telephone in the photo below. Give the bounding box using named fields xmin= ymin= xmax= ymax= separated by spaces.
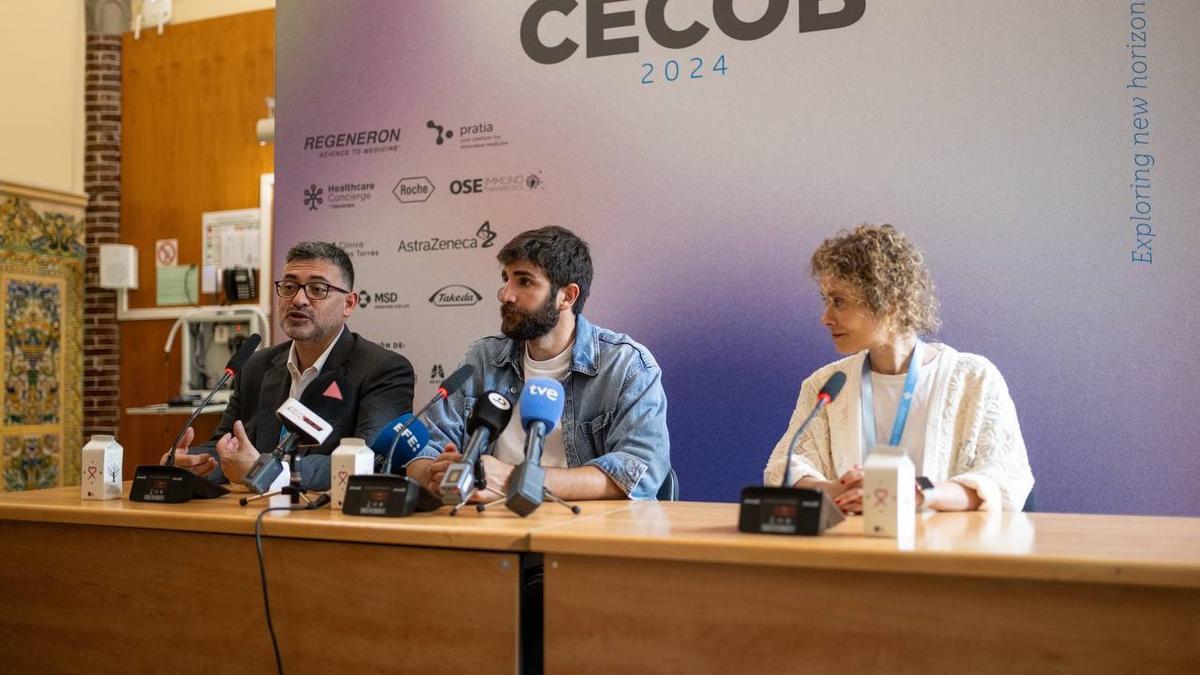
xmin=223 ymin=267 xmax=257 ymax=301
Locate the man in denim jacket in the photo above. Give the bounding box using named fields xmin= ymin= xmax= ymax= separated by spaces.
xmin=406 ymin=226 xmax=670 ymax=500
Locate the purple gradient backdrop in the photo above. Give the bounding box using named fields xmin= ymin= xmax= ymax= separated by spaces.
xmin=277 ymin=1 xmax=1200 ymax=515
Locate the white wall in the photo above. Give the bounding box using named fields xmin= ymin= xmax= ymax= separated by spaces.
xmin=0 ymin=2 xmax=86 ymax=195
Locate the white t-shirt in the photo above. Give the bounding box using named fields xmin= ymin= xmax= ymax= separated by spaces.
xmin=492 ymin=342 xmax=572 ymax=468
xmin=868 ymin=347 xmax=942 ymax=472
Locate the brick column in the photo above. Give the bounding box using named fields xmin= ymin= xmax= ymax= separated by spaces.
xmin=83 ymin=34 xmax=122 ymax=439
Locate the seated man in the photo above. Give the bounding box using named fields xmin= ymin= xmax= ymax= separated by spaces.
xmin=407 ymin=226 xmax=670 ymax=501
xmin=164 ymin=241 xmax=414 ymax=490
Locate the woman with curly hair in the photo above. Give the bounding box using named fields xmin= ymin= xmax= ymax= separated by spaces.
xmin=763 ymin=224 xmax=1034 ymax=513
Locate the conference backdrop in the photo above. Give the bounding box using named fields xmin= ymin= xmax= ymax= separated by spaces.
xmin=275 ymin=1 xmax=1200 ymax=515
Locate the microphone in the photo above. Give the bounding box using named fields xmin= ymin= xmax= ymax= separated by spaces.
xmin=504 ymin=378 xmax=565 ymax=517
xmin=440 ymin=391 xmax=513 ymax=506
xmin=130 ymin=333 xmax=263 ymax=503
xmin=368 ymin=413 xmax=430 ymax=473
xmin=780 ymin=371 xmax=846 ymax=489
xmin=164 ymin=333 xmax=262 ymax=468
xmin=737 ymin=371 xmax=848 ymax=536
xmin=242 ymin=372 xmax=354 ymax=493
xmin=378 ymin=364 xmax=475 ymax=474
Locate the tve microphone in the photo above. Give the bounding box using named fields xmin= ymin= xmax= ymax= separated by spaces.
xmin=130 ymin=333 xmax=263 ymax=503
xmin=368 ymin=413 xmax=430 ymax=473
xmin=737 ymin=371 xmax=848 ymax=536
xmin=505 ymin=378 xmax=565 ymax=517
xmin=242 ymin=372 xmax=353 ymax=493
xmin=440 ymin=391 xmax=513 ymax=506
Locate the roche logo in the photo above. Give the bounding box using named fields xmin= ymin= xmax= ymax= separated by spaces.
xmin=427 ymin=120 xmax=454 ymax=145
xmin=476 ymin=221 xmax=497 ymax=248
xmin=303 ymin=184 xmax=324 ymax=210
xmin=429 ymin=284 xmax=483 ymax=307
xmin=393 ymin=177 xmax=434 ymax=204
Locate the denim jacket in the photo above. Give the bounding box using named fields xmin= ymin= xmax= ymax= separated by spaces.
xmin=414 ymin=314 xmax=670 ymax=499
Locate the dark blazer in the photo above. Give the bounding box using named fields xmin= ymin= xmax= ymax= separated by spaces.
xmin=197 ymin=327 xmax=414 ymax=490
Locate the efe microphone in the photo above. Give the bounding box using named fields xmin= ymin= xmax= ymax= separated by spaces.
xmin=129 ymin=333 xmax=262 ymax=503
xmin=381 ymin=364 xmax=474 ymax=474
xmin=441 ymin=391 xmax=513 ymax=510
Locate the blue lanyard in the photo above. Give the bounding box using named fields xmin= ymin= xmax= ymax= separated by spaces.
xmin=860 ymin=339 xmax=923 ymax=452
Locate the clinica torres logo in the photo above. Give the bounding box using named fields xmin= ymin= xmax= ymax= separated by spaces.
xmin=397 ymin=221 xmax=498 ymax=254
xmin=429 ymin=285 xmax=483 ymax=307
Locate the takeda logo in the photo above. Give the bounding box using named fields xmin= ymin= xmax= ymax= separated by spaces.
xmin=428 ymin=285 xmax=483 ymax=307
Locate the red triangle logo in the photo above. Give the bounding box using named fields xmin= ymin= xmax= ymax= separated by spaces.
xmin=323 ymin=380 xmax=343 ymax=400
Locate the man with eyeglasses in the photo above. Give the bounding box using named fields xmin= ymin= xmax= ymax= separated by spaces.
xmin=161 ymin=241 xmax=414 ymax=489
xmin=406 ymin=226 xmax=671 ymax=501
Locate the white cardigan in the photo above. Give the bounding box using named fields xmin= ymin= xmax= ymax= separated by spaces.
xmin=763 ymin=345 xmax=1034 ymax=511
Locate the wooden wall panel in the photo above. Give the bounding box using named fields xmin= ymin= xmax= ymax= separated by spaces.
xmin=118 ymin=10 xmax=274 ymax=464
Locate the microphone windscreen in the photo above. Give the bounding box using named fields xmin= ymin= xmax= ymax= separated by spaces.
xmin=368 ymin=413 xmax=430 ymax=468
xmin=519 ymin=378 xmax=565 ymax=433
xmin=437 ymin=364 xmax=475 ymax=398
xmin=466 ymin=391 xmax=513 ymax=436
xmin=819 ymin=371 xmax=847 ymax=402
xmin=224 ymin=333 xmax=263 ymax=374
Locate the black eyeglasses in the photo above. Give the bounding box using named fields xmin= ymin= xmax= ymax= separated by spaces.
xmin=274 ymin=280 xmax=350 ymax=300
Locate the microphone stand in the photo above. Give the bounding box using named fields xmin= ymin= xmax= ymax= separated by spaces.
xmin=240 ymin=446 xmax=329 ymax=509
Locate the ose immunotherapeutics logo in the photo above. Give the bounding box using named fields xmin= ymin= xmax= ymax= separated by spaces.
xmin=397 ymin=222 xmax=498 ymax=254
xmin=303 ymin=126 xmax=402 ymax=158
xmin=449 ymin=172 xmax=544 ymax=195
xmin=429 ymin=285 xmax=483 ymax=307
xmin=306 ymin=182 xmax=374 ymax=210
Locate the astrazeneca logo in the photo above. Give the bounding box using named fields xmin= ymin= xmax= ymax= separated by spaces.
xmin=397 ymin=222 xmax=498 ymax=254
xmin=393 ymin=177 xmax=435 ymax=204
xmin=477 ymin=221 xmax=497 ymax=247
xmin=519 ymin=0 xmax=865 ymax=64
xmin=429 ymin=285 xmax=483 ymax=307
xmin=487 ymin=392 xmax=512 ymax=410
xmin=303 ymin=184 xmax=324 ymax=211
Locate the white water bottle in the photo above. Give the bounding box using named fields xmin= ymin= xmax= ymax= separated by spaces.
xmin=863 ymin=445 xmax=916 ymax=539
xmin=81 ymin=435 xmax=123 ymax=500
xmin=330 ymin=438 xmax=374 ymax=509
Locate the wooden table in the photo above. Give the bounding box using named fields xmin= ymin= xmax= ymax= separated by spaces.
xmin=0 ymin=484 xmax=626 ymax=675
xmin=532 ymin=502 xmax=1200 ymax=675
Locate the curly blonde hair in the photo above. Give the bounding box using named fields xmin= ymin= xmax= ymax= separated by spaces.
xmin=810 ymin=224 xmax=941 ymax=335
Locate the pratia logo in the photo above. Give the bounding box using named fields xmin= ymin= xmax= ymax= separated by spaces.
xmin=427 ymin=120 xmax=453 ymax=145
xmin=430 ymin=364 xmax=446 ymax=383
xmin=429 ymin=285 xmax=483 ymax=307
xmin=393 ymin=177 xmax=435 ymax=204
xmin=303 ymin=184 xmax=324 ymax=210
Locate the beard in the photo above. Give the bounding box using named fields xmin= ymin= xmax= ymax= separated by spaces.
xmin=500 ymin=291 xmax=560 ymax=341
